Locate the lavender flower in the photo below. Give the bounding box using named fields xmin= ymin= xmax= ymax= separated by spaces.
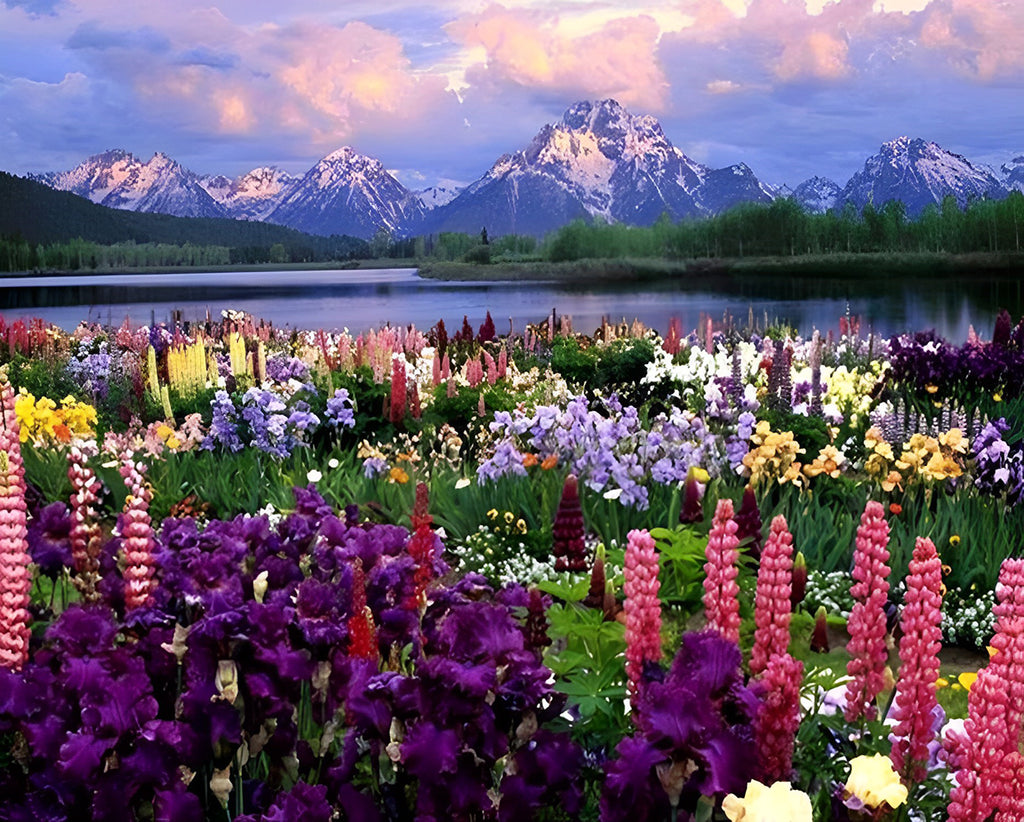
xmin=324 ymin=388 xmax=356 ymax=429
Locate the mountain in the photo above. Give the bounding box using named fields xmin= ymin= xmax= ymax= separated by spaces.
xmin=1001 ymin=156 xmax=1024 ymax=193
xmin=415 ymin=99 xmax=774 ymax=237
xmin=266 ymin=147 xmax=424 ymax=239
xmin=201 ymin=167 xmax=295 ymax=221
xmin=0 ymin=171 xmax=367 ymax=258
xmin=415 ymin=184 xmax=462 ymax=210
xmin=791 ymin=176 xmax=841 ymax=213
xmin=837 ymin=137 xmax=1006 ymax=216
xmin=36 ymin=149 xmax=228 ymax=219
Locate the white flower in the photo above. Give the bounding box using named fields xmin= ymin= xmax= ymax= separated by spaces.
xmin=306 ymin=469 xmax=323 ymax=483
xmin=455 ymin=477 xmax=471 ymax=489
xmin=328 ymin=458 xmax=340 ymax=469
xmin=603 ymin=488 xmax=623 ymax=500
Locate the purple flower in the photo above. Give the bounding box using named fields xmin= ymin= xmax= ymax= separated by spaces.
xmin=27 ymin=502 xmax=72 ymax=579
xmin=325 ymin=388 xmax=356 ymax=429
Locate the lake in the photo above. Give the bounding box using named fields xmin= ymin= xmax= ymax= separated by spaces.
xmin=1 ymin=267 xmax=1022 ymax=341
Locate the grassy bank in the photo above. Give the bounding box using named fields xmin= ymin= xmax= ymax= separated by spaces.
xmin=417 ymin=251 xmax=1024 ymax=283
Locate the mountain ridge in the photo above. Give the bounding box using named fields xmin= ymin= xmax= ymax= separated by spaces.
xmin=28 ymin=101 xmax=1022 ymax=238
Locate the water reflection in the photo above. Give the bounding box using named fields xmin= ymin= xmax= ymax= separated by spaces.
xmin=1 ymin=267 xmax=1020 ymax=341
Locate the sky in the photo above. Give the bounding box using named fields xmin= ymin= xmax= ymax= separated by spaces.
xmin=2 ymin=0 xmax=1023 ymax=191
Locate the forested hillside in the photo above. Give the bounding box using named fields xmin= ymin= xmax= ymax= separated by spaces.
xmin=0 ymin=172 xmax=367 ymax=271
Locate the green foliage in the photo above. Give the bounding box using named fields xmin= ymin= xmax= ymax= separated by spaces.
xmin=761 ymin=408 xmax=831 ymax=456
xmin=648 ymin=525 xmax=708 ymax=617
xmin=543 ymin=601 xmax=630 ymax=754
xmin=549 ymin=336 xmax=600 ymax=388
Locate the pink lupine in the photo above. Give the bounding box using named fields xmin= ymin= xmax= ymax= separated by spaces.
xmin=406 ymin=482 xmax=435 ymax=608
xmin=948 ymin=558 xmax=1024 ymax=820
xmin=119 ymin=455 xmax=157 ymax=610
xmin=623 ymin=528 xmax=661 ymax=699
xmin=389 ymin=357 xmax=407 ymax=424
xmin=703 ymin=498 xmax=741 ymax=645
xmin=843 ymin=500 xmax=892 ymax=723
xmin=68 ymin=440 xmax=103 ymax=602
xmin=750 ymin=515 xmax=795 ymax=677
xmin=0 ymin=375 xmax=31 ymax=670
xmin=755 ymin=651 xmax=803 ymax=783
xmin=889 ymin=537 xmax=943 ymax=783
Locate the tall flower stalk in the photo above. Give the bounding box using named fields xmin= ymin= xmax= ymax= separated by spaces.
xmin=755 ymin=651 xmax=803 ymax=783
xmin=68 ymin=439 xmax=103 ymax=602
xmin=889 ymin=536 xmax=943 ymax=784
xmin=749 ymin=515 xmax=794 ymax=677
xmin=948 ymin=558 xmax=1024 ymax=820
xmin=623 ymin=528 xmax=661 ymax=700
xmin=704 ymin=498 xmax=741 ymax=645
xmin=119 ymin=453 xmax=157 ymax=610
xmin=844 ymin=500 xmax=891 ymax=723
xmin=553 ymin=474 xmax=587 ymax=573
xmin=0 ymin=372 xmax=31 ymax=670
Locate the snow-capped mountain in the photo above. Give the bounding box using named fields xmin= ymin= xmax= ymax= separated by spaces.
xmin=266 ymin=147 xmax=424 ymax=239
xmin=37 ymin=149 xmax=228 ymax=219
xmin=415 ymin=184 xmax=462 ymax=210
xmin=415 ymin=99 xmax=774 ymax=237
xmin=1000 ymin=156 xmax=1024 ymax=193
xmin=201 ymin=167 xmax=295 ymax=221
xmin=838 ymin=137 xmax=1006 ymax=216
xmin=791 ymin=176 xmax=841 ymax=213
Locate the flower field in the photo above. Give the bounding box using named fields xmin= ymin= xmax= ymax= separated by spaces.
xmin=2 ymin=306 xmax=1024 ymax=821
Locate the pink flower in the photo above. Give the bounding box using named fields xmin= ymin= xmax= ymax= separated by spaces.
xmin=390 ymin=357 xmax=407 ymax=424
xmin=68 ymin=441 xmax=103 ymax=602
xmin=755 ymin=652 xmax=803 ymax=783
xmin=750 ymin=515 xmax=794 ymax=677
xmin=119 ymin=454 xmax=157 ymax=610
xmin=704 ymin=499 xmax=741 ymax=645
xmin=948 ymin=559 xmax=1024 ymax=819
xmin=889 ymin=537 xmax=943 ymax=783
xmin=0 ymin=376 xmax=31 ymax=671
xmin=844 ymin=500 xmax=891 ymax=723
xmin=624 ymin=528 xmax=662 ymax=699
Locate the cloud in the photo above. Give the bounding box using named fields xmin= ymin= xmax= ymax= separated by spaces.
xmin=66 ymin=21 xmax=170 ymax=52
xmin=445 ymin=5 xmax=669 ymax=110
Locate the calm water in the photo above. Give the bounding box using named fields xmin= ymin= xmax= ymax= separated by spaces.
xmin=2 ymin=267 xmax=1022 ymax=342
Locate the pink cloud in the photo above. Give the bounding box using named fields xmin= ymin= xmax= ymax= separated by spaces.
xmin=446 ymin=5 xmax=669 ymax=110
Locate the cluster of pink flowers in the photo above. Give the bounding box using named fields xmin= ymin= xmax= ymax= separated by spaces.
xmin=948 ymin=558 xmax=1024 ymax=819
xmin=623 ymin=528 xmax=662 ymax=699
xmin=750 ymin=515 xmax=795 ymax=677
xmin=68 ymin=440 xmax=103 ymax=602
xmin=118 ymin=453 xmax=157 ymax=610
xmin=844 ymin=500 xmax=892 ymax=723
xmin=755 ymin=651 xmax=804 ymax=783
xmin=703 ymin=499 xmax=741 ymax=645
xmin=0 ymin=375 xmax=30 ymax=671
xmin=889 ymin=537 xmax=944 ymax=783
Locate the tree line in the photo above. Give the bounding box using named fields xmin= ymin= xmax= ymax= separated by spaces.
xmin=366 ymin=192 xmax=1024 ymax=265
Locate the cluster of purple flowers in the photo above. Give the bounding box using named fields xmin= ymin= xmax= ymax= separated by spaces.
xmin=64 ymin=342 xmax=115 ymax=399
xmin=324 ymin=388 xmax=356 ymax=430
xmin=972 ymin=418 xmax=1024 ymax=505
xmin=202 ymin=387 xmax=320 ymax=459
xmin=888 ymin=326 xmax=1024 ymax=402
xmin=480 ymin=395 xmax=726 ymax=508
xmin=263 ymin=353 xmax=311 ymax=383
xmin=3 ymin=487 xmax=596 ymax=822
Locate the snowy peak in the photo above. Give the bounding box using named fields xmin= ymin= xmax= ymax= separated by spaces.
xmin=419 ymin=98 xmax=776 ymax=236
xmin=1001 ymin=156 xmax=1024 ymax=193
xmin=415 ymin=184 xmax=462 ymax=210
xmin=840 ymin=136 xmax=1006 ymax=215
xmin=792 ymin=176 xmax=840 ymax=213
xmin=201 ymin=166 xmax=295 ymax=221
xmin=38 ymin=149 xmax=227 ymax=219
xmin=266 ymin=146 xmax=425 ymax=239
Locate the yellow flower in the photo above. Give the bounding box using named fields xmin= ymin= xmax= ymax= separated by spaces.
xmin=504 ymin=511 xmax=514 ymax=525
xmin=936 ymin=677 xmax=949 ymax=688
xmin=994 ymin=392 xmax=1003 ymax=402
xmin=925 ymin=383 xmax=939 ymax=394
xmin=949 ymin=535 xmax=961 ymax=547
xmin=516 ymin=519 xmax=527 ymax=534
xmin=958 ymin=672 xmax=978 ymax=691
xmin=486 ymin=509 xmax=498 ymax=520
xmin=723 ymin=780 xmax=813 ymax=822
xmin=844 ymin=754 xmax=908 ymax=810
xmin=387 ymin=466 xmax=409 ymax=484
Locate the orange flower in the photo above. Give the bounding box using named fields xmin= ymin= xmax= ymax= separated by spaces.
xmin=388 ymin=466 xmax=409 ymax=484
xmin=53 ymin=423 xmax=72 ymax=443
xmin=541 ymin=454 xmax=558 ymax=470
xmin=889 ymin=503 xmax=902 ymax=516
xmin=521 ymin=452 xmax=539 ymax=468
